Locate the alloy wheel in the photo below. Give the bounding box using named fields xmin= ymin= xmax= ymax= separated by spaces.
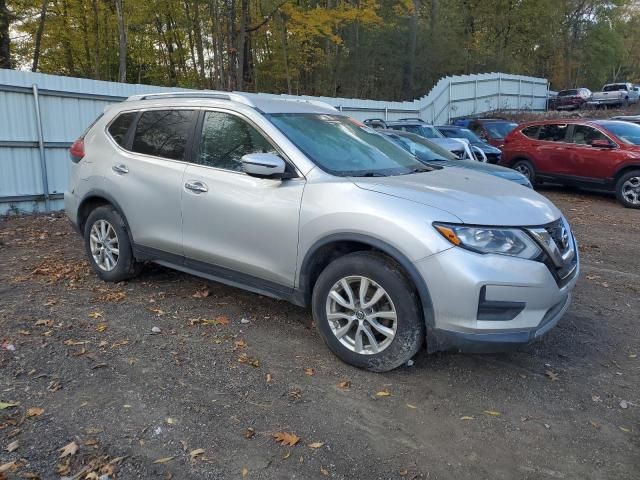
xmin=515 ymin=163 xmax=531 ymax=178
xmin=325 ymin=276 xmax=398 ymax=355
xmin=89 ymin=219 xmax=120 ymax=271
xmin=621 ymin=176 xmax=640 ymax=205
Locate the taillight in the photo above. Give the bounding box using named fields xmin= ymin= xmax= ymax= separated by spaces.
xmin=69 ymin=138 xmax=85 ymax=163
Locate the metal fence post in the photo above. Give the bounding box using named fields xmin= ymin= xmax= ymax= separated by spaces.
xmin=447 ymin=81 xmax=452 ymax=122
xmin=32 ymin=84 xmax=51 ymax=212
xmin=497 ymin=76 xmax=502 ymax=111
xmin=384 ymin=106 xmax=388 ymax=121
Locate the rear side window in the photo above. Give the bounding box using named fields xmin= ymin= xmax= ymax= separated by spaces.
xmin=537 ymin=124 xmax=569 ymax=142
xmin=108 ymin=112 xmax=137 ymax=146
xmin=521 ymin=126 xmax=539 ymax=139
xmin=131 ymin=110 xmax=195 ymax=160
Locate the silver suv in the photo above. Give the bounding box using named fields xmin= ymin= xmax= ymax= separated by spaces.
xmin=65 ymin=92 xmax=579 ymax=371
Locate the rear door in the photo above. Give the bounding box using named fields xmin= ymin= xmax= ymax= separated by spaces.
xmin=181 ymin=109 xmax=305 ymax=288
xmin=104 ymin=109 xmax=197 ymax=255
xmin=533 ymin=123 xmax=571 ymax=176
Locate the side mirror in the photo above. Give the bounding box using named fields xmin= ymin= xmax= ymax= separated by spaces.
xmin=590 ymin=139 xmax=614 ymax=149
xmin=241 ymin=153 xmax=289 ymax=179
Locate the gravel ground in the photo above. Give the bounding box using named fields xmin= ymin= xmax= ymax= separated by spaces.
xmin=0 ymin=187 xmax=638 ymax=480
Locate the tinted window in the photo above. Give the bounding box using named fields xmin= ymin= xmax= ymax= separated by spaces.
xmin=603 ymin=84 xmax=627 ymax=92
xmin=131 ymin=110 xmax=194 ymax=160
xmin=537 ymin=124 xmax=569 ymax=142
xmin=570 ymin=125 xmax=608 ymax=145
xmin=558 ymin=90 xmax=578 ymax=97
xmin=198 ymin=111 xmax=274 ymax=171
xmin=521 ymin=126 xmax=539 ymax=139
xmin=108 ymin=112 xmax=137 ymax=146
xmin=483 ymin=122 xmax=518 ymax=139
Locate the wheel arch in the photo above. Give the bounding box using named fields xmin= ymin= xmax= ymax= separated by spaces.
xmin=613 ymin=164 xmax=640 ymax=182
xmin=298 ymin=233 xmax=435 ymax=332
xmin=77 ymin=190 xmax=133 ymax=244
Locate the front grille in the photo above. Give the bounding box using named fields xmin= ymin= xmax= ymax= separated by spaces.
xmin=527 ymin=219 xmax=578 ymax=288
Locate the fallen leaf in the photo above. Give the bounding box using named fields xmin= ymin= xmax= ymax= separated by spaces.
xmin=6 ymin=440 xmax=18 ymax=452
xmin=0 ymin=462 xmax=17 ymax=473
xmin=241 ymin=467 xmax=249 ymax=478
xmin=406 ymin=404 xmax=417 ymax=409
xmin=619 ymin=426 xmax=630 ymax=433
xmin=214 ymin=315 xmax=229 ymax=325
xmin=545 ymin=370 xmax=560 ymax=381
xmin=58 ymin=441 xmax=78 ymax=458
xmin=266 ymin=373 xmax=273 ymax=383
xmin=272 ymin=432 xmax=300 ymax=446
xmin=483 ymin=410 xmax=501 ymax=417
xmin=460 ymin=416 xmax=475 ymax=420
xmin=165 ymin=418 xmax=176 ymax=425
xmin=96 ymin=323 xmax=108 ymax=333
xmin=304 ymin=368 xmax=315 ymax=376
xmin=320 ymin=466 xmax=329 ymax=476
xmin=64 ymin=339 xmax=89 ymax=346
xmin=26 ymin=407 xmax=44 ymax=417
xmin=18 ymin=330 xmax=31 ymax=335
xmin=192 ymin=288 xmax=210 ymax=298
xmin=308 ymin=442 xmax=324 ymax=449
xmin=399 ymin=468 xmax=409 ymax=476
xmin=238 ymin=353 xmax=260 ymax=368
xmin=35 ymin=319 xmax=53 ymax=327
xmin=337 ymin=380 xmax=350 ymax=389
xmin=95 ymin=291 xmax=126 ymax=302
xmin=375 ymin=389 xmax=392 ymax=397
xmin=91 ymin=363 xmax=108 ymax=370
xmin=0 ymin=402 xmax=18 ymax=410
xmin=147 ymin=307 xmax=166 ymax=316
xmin=189 ymin=448 xmax=205 ymax=460
xmin=590 ymin=420 xmax=600 ymax=429
xmin=152 ymin=456 xmax=174 ymax=464
xmin=88 ymin=311 xmax=103 ymax=319
xmin=282 ymin=451 xmax=291 ymax=459
xmin=244 ymin=427 xmax=255 ymax=439
xmin=619 ymin=400 xmax=628 ymax=409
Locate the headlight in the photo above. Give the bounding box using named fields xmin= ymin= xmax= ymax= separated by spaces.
xmin=434 ymin=223 xmax=542 ymax=259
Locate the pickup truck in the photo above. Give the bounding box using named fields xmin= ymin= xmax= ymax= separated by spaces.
xmin=587 ymin=83 xmax=640 ymax=107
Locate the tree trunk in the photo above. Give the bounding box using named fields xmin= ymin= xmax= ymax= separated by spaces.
xmin=114 ymin=0 xmax=127 ymax=82
xmin=32 ymin=0 xmax=48 ymax=72
xmin=0 ymin=0 xmax=10 ymax=69
xmin=402 ymin=0 xmax=419 ymax=99
xmin=236 ymin=0 xmax=249 ymax=90
xmin=279 ymin=12 xmax=291 ymax=94
xmin=192 ymin=1 xmax=206 ymax=87
xmin=91 ymin=0 xmax=101 ymax=79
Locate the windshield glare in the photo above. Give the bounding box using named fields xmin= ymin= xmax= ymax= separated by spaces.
xmin=601 ymin=121 xmax=640 ymax=145
xmin=389 ymin=133 xmax=456 ymax=162
xmin=268 ymin=114 xmax=430 ymax=176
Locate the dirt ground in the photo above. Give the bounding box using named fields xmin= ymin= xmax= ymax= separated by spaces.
xmin=0 ymin=187 xmax=638 ymax=480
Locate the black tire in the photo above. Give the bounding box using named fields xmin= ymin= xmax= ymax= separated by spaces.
xmin=83 ymin=205 xmax=140 ymax=282
xmin=311 ymin=251 xmax=425 ymax=372
xmin=512 ymin=159 xmax=537 ymax=186
xmin=615 ymin=170 xmax=640 ymax=209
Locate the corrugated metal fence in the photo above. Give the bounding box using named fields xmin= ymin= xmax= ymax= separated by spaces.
xmin=0 ymin=69 xmax=548 ymax=214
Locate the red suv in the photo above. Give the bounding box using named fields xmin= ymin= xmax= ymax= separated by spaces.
xmin=500 ymin=119 xmax=640 ymax=208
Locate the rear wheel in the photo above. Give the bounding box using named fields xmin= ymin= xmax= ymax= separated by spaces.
xmin=84 ymin=206 xmax=140 ymax=282
xmin=512 ymin=159 xmax=537 ymax=186
xmin=615 ymin=170 xmax=640 ymax=209
xmin=312 ymin=251 xmax=424 ymax=372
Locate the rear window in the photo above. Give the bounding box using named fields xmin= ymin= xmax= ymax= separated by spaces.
xmin=603 ymin=84 xmax=627 ymax=92
xmin=108 ymin=112 xmax=137 ymax=146
xmin=521 ymin=126 xmax=539 ymax=139
xmin=537 ymin=124 xmax=569 ymax=142
xmin=558 ymin=90 xmax=578 ymax=97
xmin=131 ymin=110 xmax=195 ymax=160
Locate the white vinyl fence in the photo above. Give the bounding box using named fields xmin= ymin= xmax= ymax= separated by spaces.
xmin=0 ymin=69 xmax=549 ymax=214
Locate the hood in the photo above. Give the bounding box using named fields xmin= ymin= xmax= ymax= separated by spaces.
xmin=437 ymin=160 xmax=529 ymax=185
xmin=352 ymin=168 xmax=560 ymax=226
xmin=429 ymin=138 xmax=468 ymax=152
xmin=472 ymin=142 xmax=502 ymax=154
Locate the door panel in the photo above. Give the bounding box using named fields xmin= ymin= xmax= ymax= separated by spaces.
xmin=534 ymin=124 xmax=571 ymax=175
xmin=181 ymin=167 xmax=304 ymax=286
xmin=567 ymin=125 xmax=622 ymax=180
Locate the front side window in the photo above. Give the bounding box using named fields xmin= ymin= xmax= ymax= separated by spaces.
xmin=108 ymin=112 xmax=137 ymax=146
xmin=131 ymin=110 xmax=195 ymax=160
xmin=198 ymin=111 xmax=274 ymax=171
xmin=537 ymin=124 xmax=569 ymax=142
xmin=570 ymin=125 xmax=608 ymax=145
xmin=268 ymin=114 xmax=430 ymax=177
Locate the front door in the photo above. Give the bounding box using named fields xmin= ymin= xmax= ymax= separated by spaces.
xmin=566 ymin=124 xmax=622 ymax=180
xmin=181 ymin=110 xmax=305 ymax=288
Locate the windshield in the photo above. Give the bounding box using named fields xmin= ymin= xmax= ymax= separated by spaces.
xmin=386 ymin=132 xmax=457 ymax=163
xmin=599 ymin=121 xmax=640 ymax=145
xmin=485 ymin=122 xmax=518 ymax=139
xmin=268 ymin=114 xmax=430 ymax=177
xmin=440 ymin=128 xmax=481 ymax=142
xmin=603 ymin=84 xmax=627 ymax=92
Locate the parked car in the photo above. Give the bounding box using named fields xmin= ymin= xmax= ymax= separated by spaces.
xmin=587 ymin=83 xmax=640 ymax=108
xmin=551 ymin=88 xmax=592 ymax=110
xmin=609 ymin=115 xmax=640 ymax=125
xmin=364 ymin=118 xmax=478 ymax=160
xmin=379 ymin=130 xmax=531 ymax=187
xmin=65 ymin=92 xmax=579 ymax=371
xmin=435 ymin=125 xmax=503 ymax=163
xmin=500 ymin=119 xmax=640 ymax=208
xmin=465 ymin=119 xmax=518 ymax=148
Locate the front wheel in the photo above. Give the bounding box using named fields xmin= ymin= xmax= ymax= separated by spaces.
xmin=615 ymin=170 xmax=640 ymax=209
xmin=312 ymin=252 xmax=424 ymax=372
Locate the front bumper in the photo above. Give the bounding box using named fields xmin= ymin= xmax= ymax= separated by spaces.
xmin=415 ymin=243 xmax=579 ymax=353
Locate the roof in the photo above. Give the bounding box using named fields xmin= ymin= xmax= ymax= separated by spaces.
xmin=121 ymin=91 xmax=340 ymax=115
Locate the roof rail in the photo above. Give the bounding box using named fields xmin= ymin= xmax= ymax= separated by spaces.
xmin=398 ymin=117 xmax=425 ymax=122
xmin=125 ymin=91 xmax=256 ymax=108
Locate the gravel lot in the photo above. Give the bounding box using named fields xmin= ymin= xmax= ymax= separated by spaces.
xmin=1 ymin=187 xmax=638 ymax=480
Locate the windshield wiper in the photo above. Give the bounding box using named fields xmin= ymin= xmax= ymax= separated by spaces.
xmin=357 ymin=171 xmax=387 ymax=177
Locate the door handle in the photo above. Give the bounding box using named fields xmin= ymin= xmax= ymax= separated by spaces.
xmin=112 ymin=164 xmax=129 ymax=174
xmin=185 ymin=181 xmax=208 ymax=193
